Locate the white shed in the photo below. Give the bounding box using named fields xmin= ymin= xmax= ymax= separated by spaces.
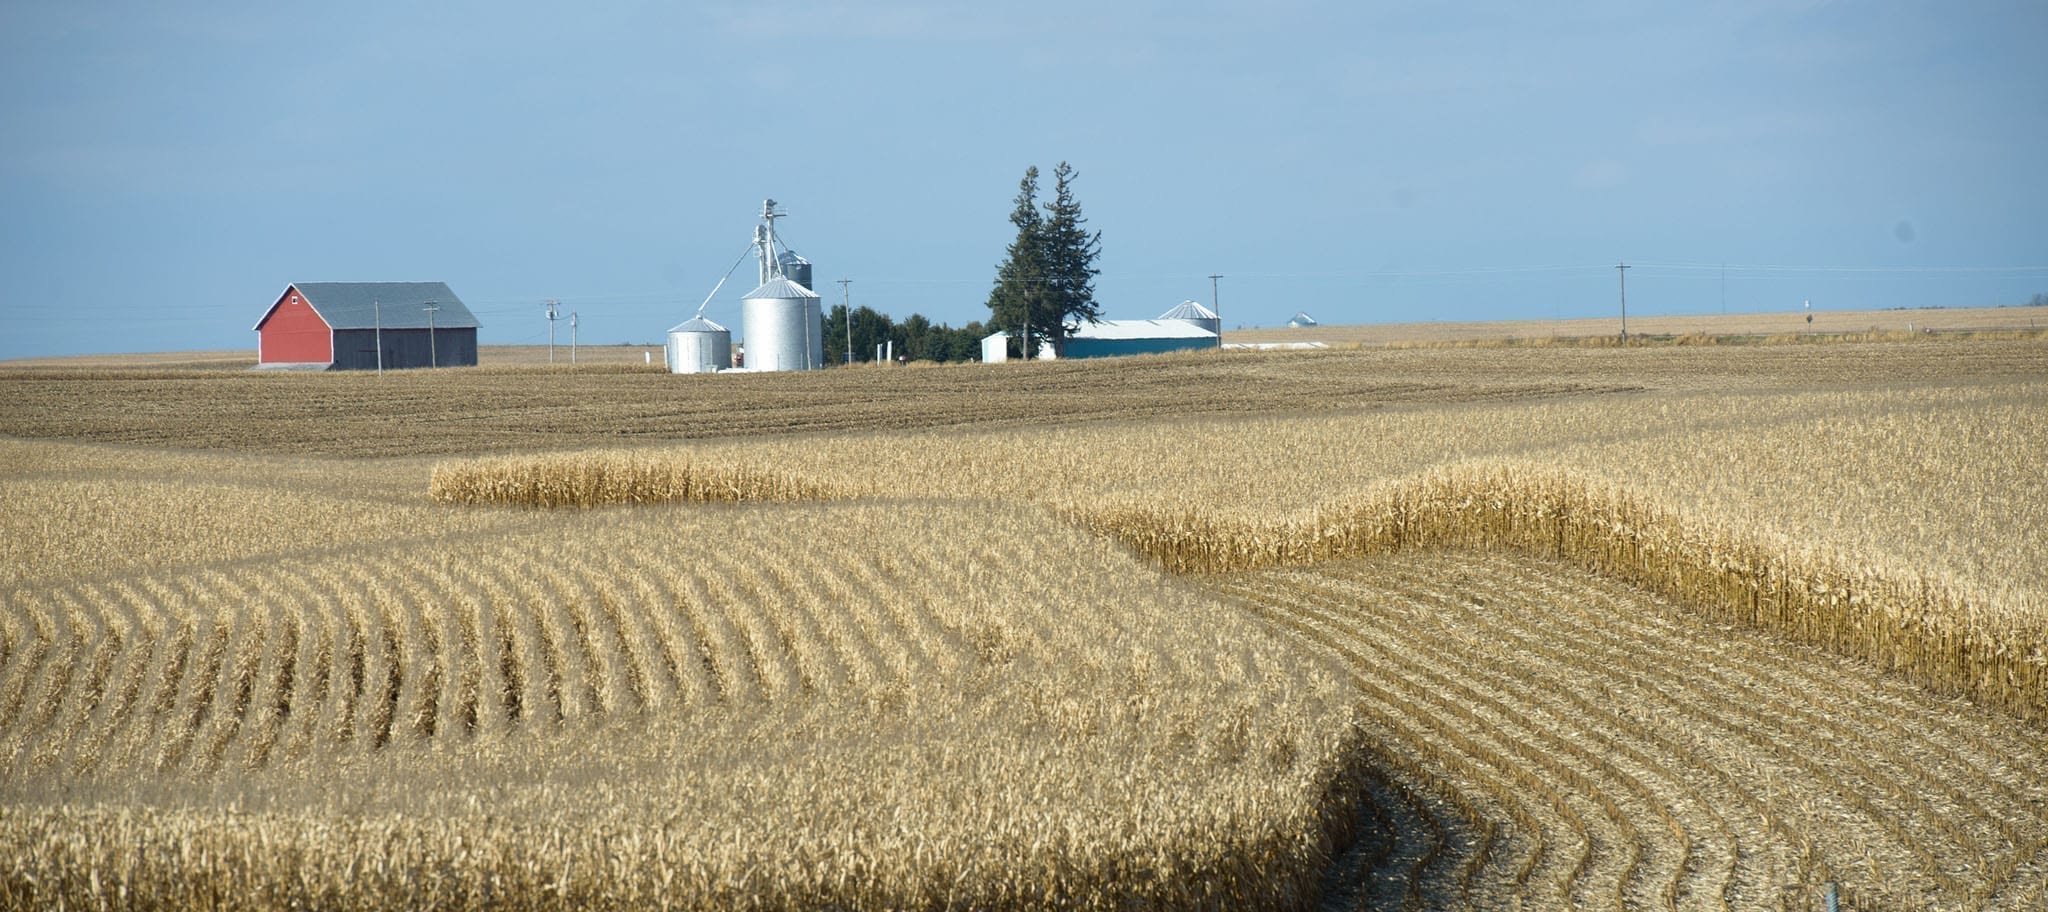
xmin=981 ymin=332 xmax=1010 ymax=363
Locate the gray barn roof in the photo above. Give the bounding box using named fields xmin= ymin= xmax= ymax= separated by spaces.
xmin=280 ymin=282 xmax=479 ymax=331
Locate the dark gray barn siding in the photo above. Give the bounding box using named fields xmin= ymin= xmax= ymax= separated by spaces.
xmin=329 ymin=328 xmax=478 ymax=370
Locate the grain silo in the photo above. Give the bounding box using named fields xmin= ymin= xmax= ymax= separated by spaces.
xmin=737 ymin=199 xmax=824 ymax=371
xmin=666 ymin=314 xmax=731 ymax=373
xmin=668 ymin=199 xmax=824 ymax=373
xmin=776 ymin=250 xmax=814 ymax=292
xmin=740 ymin=277 xmax=822 ymax=371
xmin=1158 ymin=300 xmax=1222 ymax=336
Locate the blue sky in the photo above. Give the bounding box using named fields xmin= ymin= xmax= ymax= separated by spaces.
xmin=3 ymin=1 xmax=2044 ymax=358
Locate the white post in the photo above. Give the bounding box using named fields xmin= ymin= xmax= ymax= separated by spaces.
xmin=374 ymin=299 xmax=383 ymax=374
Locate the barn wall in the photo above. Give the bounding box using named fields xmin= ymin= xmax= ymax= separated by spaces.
xmin=257 ymin=290 xmax=332 ymax=363
xmin=328 ymin=328 xmax=477 ymax=370
xmin=1062 ymin=336 xmax=1219 ymax=359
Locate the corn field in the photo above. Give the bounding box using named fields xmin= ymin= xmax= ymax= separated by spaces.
xmin=4 ymin=337 xmax=2047 ymax=909
xmin=1216 ymin=551 xmax=2048 ymax=910
xmin=0 ymin=503 xmax=1355 ymax=909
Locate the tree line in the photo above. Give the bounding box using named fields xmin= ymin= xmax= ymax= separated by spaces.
xmin=823 ymin=305 xmax=990 ymax=364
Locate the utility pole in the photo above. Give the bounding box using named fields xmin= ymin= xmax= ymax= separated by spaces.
xmin=1020 ymin=282 xmax=1031 ymax=361
xmin=544 ymin=300 xmax=560 ymax=364
xmin=422 ymin=302 xmax=439 ymax=368
xmin=374 ymin=299 xmax=384 ymax=374
xmin=570 ymin=311 xmax=579 ymax=364
xmin=838 ymin=278 xmax=852 ymax=364
xmin=1615 ymin=262 xmax=1630 ymax=342
xmin=1208 ymin=274 xmax=1224 ymax=336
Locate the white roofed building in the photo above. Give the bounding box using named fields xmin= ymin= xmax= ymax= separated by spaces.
xmin=1062 ymin=319 xmax=1219 ymax=359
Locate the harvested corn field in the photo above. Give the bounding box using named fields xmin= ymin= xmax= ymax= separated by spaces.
xmin=1214 ymin=552 xmax=2048 ymax=910
xmin=3 ymin=335 xmax=2046 ymax=909
xmin=0 ymin=503 xmax=1356 ymax=909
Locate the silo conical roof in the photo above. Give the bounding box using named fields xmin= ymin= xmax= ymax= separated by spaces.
xmin=741 ymin=277 xmax=819 ymax=300
xmin=667 ymin=315 xmax=728 ymax=333
xmin=1159 ymin=300 xmax=1219 ymax=321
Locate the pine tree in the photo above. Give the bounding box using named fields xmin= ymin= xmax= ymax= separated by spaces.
xmin=987 ymin=163 xmax=1103 ymax=358
xmin=1040 ymin=161 xmax=1102 ymax=355
xmin=986 ymin=167 xmax=1045 ymax=358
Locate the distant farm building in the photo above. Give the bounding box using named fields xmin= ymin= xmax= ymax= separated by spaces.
xmin=1287 ymin=311 xmax=1319 ymax=328
xmin=254 ymin=282 xmax=479 ymax=370
xmin=981 ymin=319 xmax=1219 ymax=362
xmin=1064 ymin=319 xmax=1219 ymax=358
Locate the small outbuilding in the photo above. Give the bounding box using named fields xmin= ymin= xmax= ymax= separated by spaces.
xmin=253 ymin=282 xmax=479 ymax=370
xmin=979 ymin=332 xmax=1059 ymax=363
xmin=1286 ymin=311 xmax=1319 ymax=328
xmin=980 ymin=331 xmax=1011 ymax=363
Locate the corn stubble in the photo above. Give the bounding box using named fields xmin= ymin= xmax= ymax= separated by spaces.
xmin=6 ymin=343 xmax=2048 ymax=909
xmin=1217 ymin=552 xmax=2048 ymax=910
xmin=1 ymin=503 xmax=1357 ymax=910
xmin=431 ymin=382 xmax=2048 ymax=725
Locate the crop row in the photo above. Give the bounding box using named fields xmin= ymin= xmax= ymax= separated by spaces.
xmin=0 ymin=502 xmax=1358 ymax=910
xmin=1219 ymin=551 xmax=2048 ymax=910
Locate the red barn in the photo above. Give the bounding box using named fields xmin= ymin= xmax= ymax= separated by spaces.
xmin=253 ymin=282 xmax=480 ymax=370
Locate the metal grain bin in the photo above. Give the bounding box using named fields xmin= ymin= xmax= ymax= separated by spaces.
xmin=1158 ymin=300 xmax=1222 ymax=336
xmin=666 ymin=315 xmax=731 ymax=373
xmin=740 ymin=277 xmax=823 ymax=371
xmin=777 ymin=251 xmax=814 ymax=292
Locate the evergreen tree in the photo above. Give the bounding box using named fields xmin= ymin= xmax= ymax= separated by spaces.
xmin=986 ymin=166 xmax=1047 ymax=358
xmin=1040 ymin=161 xmax=1103 ymax=355
xmin=986 ymin=163 xmax=1103 ymax=358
